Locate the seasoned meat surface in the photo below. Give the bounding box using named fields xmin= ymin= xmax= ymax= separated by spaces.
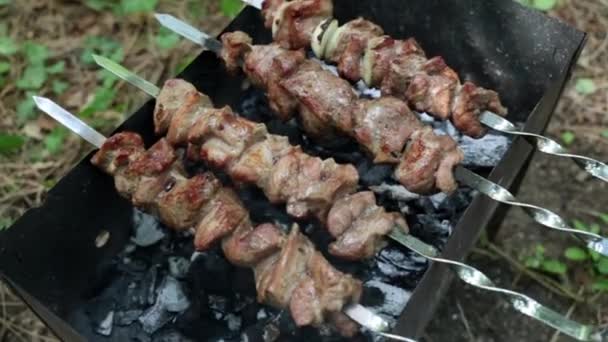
xmin=452 ymin=82 xmax=508 ymax=138
xmin=270 ymin=0 xmax=333 ymax=49
xmin=154 ymin=79 xmax=199 ymax=135
xmin=395 ymin=127 xmax=464 ymax=194
xmin=220 ymin=31 xmax=252 ymax=74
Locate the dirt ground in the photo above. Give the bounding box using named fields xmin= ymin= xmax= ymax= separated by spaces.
xmin=0 ymin=1 xmax=607 ymax=342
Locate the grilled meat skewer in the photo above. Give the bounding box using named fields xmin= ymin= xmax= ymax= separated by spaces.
xmin=91 ymin=132 xmax=363 ymax=336
xmin=256 ymin=0 xmax=508 ymax=138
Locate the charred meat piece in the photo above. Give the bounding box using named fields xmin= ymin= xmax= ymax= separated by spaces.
xmin=154 ymin=79 xmax=200 ymax=135
xmin=352 ymin=97 xmax=423 ymax=163
xmin=220 ymin=31 xmax=252 ymax=74
xmin=189 ymin=106 xmax=268 ymax=170
xmin=281 ymin=60 xmax=357 ymax=136
xmin=222 ymin=222 xmax=285 ymax=267
xmin=452 ymin=82 xmax=509 ymax=138
xmin=327 ymin=192 xmax=408 ymax=260
xmin=395 ymin=127 xmax=464 ymax=194
xmin=242 ymin=42 xmax=306 ymax=119
xmin=270 ymin=0 xmax=333 ymax=49
xmin=267 ymin=150 xmax=359 ymax=221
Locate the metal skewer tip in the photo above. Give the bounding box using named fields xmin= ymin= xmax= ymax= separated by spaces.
xmin=32 ymin=96 xmax=107 ymax=148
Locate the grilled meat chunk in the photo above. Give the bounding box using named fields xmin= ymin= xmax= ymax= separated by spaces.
xmin=243 ymin=42 xmax=306 ymax=119
xmin=167 ymin=91 xmax=213 ymax=146
xmin=327 ymin=192 xmax=408 ymax=260
xmin=154 ymin=79 xmax=201 ymax=135
xmin=395 ymin=127 xmax=464 ymax=194
xmin=267 ymin=150 xmax=359 ymax=221
xmin=267 ymin=0 xmax=333 ymax=49
xmin=281 ymin=60 xmax=357 ymax=136
xmin=223 ymin=222 xmax=285 ymax=267
xmin=220 ymin=31 xmax=252 ymax=74
xmin=352 ymin=97 xmax=422 ymax=163
xmin=194 ymin=188 xmax=248 ymax=250
xmin=452 ymin=82 xmax=509 ymax=138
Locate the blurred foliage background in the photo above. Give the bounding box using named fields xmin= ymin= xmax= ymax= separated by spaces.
xmin=0 ymin=0 xmax=606 ymax=341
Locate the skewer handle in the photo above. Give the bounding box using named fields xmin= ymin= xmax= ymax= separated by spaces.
xmin=389 ymin=230 xmax=603 ymax=342
xmin=480 ymin=112 xmax=608 ymax=183
xmin=455 ymin=166 xmax=608 ymax=256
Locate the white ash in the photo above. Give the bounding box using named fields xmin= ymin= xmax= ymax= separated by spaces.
xmin=225 ymin=313 xmax=242 ymax=331
xmin=190 ymin=251 xmax=203 ymax=262
xmin=115 ymin=309 xmax=143 ymax=326
xmin=429 ymin=193 xmax=448 ymax=209
xmin=138 ymin=300 xmax=173 ymax=334
xmin=158 ymin=276 xmax=190 ymax=313
xmin=131 ymin=209 xmax=166 ymax=247
xmin=168 ymin=256 xmax=190 ymax=279
xmin=364 ymin=280 xmax=411 ymax=322
xmin=459 ymin=133 xmax=510 ymax=168
xmin=257 ymin=309 xmax=269 ymax=320
xmin=95 ymin=311 xmax=114 ymax=336
xmin=370 ymin=183 xmax=421 ymax=202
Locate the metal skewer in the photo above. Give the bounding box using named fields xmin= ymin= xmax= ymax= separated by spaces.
xmin=150 ymin=14 xmax=608 ymax=257
xmin=32 ymin=95 xmax=416 ymax=342
xmin=235 ymin=1 xmax=608 ymax=184
xmin=90 ymin=57 xmax=605 ymax=341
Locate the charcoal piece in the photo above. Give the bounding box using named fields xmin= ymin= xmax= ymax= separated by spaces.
xmin=225 ymin=313 xmax=242 ymax=331
xmin=364 ymin=280 xmax=411 ymax=319
xmin=357 ymin=160 xmax=394 ymax=187
xmin=85 ymin=296 xmax=116 ymax=328
xmin=438 ymin=189 xmax=474 ymax=218
xmin=208 ymin=294 xmax=231 ymax=319
xmin=460 ymin=133 xmax=510 ymax=168
xmin=111 ymin=324 xmax=152 ymax=342
xmin=115 ymin=309 xmax=143 ymax=326
xmin=239 ymin=301 xmax=260 ymax=327
xmin=145 ymin=265 xmax=160 ymax=305
xmin=132 ymin=209 xmax=166 ymax=247
xmin=241 ymin=323 xmax=281 ymax=342
xmin=158 ymin=275 xmax=190 ymax=313
xmin=370 ymin=183 xmax=421 ymax=202
xmin=188 ymin=251 xmax=233 ymax=294
xmin=153 ymin=330 xmax=195 ymax=342
xmin=168 ymin=256 xmax=190 ymax=279
xmin=138 ymin=300 xmax=174 ymax=334
xmin=375 ymin=247 xmax=427 ymax=285
xmin=413 ymin=214 xmax=452 ymax=242
xmin=94 ymin=310 xmax=114 ymax=336
xmin=119 ymin=257 xmax=149 ymax=274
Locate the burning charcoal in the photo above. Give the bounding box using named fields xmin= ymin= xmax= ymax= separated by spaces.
xmin=460 ymin=133 xmax=510 ymax=168
xmin=225 ymin=313 xmax=242 ymax=331
xmin=116 ymin=309 xmax=143 ymax=326
xmin=132 ymin=209 xmax=167 ymax=247
xmin=364 ymin=280 xmax=411 ymax=320
xmin=413 ymin=214 xmax=452 ymax=241
xmin=94 ymin=311 xmax=114 ymax=336
xmin=188 ymin=251 xmax=233 ymax=294
xmin=429 ymin=193 xmax=448 ymax=209
xmin=138 ymin=300 xmax=174 ymax=334
xmin=375 ymin=247 xmax=427 ymax=284
xmin=358 ymin=160 xmax=394 ymax=187
xmin=157 ymin=275 xmax=190 ymax=313
xmin=168 ymin=256 xmax=190 ymax=279
xmin=208 ymin=294 xmax=231 ymax=319
xmin=439 ymin=188 xmax=474 ymax=217
xmin=152 ymin=330 xmax=195 ymax=342
xmin=241 ymin=322 xmax=281 ymax=342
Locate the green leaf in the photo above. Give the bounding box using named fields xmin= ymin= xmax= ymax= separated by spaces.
xmin=120 ymin=0 xmax=157 ymax=14
xmin=23 ymin=41 xmax=48 ymax=65
xmin=572 ymin=219 xmax=588 ymax=231
xmin=51 ymin=80 xmax=69 ymax=95
xmin=80 ymin=87 xmax=117 ymax=117
xmin=83 ymin=0 xmax=115 ymax=11
xmin=541 ymin=260 xmax=567 ymax=275
xmin=0 ymin=134 xmax=25 ymax=154
xmin=564 ymin=247 xmax=588 ymax=262
xmin=0 ymin=61 xmax=9 ymax=74
xmin=16 ymin=64 xmax=47 ymax=90
xmin=0 ymin=217 xmax=13 ymax=231
xmin=600 ymin=213 xmax=608 ymax=225
xmin=0 ymin=0 xmax=11 ymax=6
xmin=46 ymin=60 xmax=65 ymax=74
xmin=602 ymin=130 xmax=608 ymax=139
xmin=524 ymin=257 xmax=541 ymax=269
xmin=592 ymin=279 xmax=608 ymax=292
xmin=81 ymin=36 xmax=123 ymax=64
xmin=155 ymin=27 xmax=180 ymax=50
xmin=531 ymin=0 xmax=557 ymax=11
xmin=575 ymin=78 xmax=597 ymax=95
xmin=596 ymin=258 xmax=608 ymax=275
xmin=44 ymin=127 xmax=67 ymax=154
xmin=220 ymin=0 xmax=243 ymax=17
xmin=561 ymin=131 xmax=575 ymax=146
xmin=590 ymin=224 xmax=601 ymax=235
xmin=0 ymin=36 xmax=18 ymax=55
xmin=590 ymin=250 xmax=601 ymax=262
xmin=16 ymin=95 xmax=37 ymax=122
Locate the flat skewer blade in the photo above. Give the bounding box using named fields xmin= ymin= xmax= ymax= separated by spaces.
xmin=241 ymin=0 xmax=263 ymax=9
xmin=92 ymin=55 xmax=161 ymax=98
xmin=154 ymin=13 xmax=223 ymax=54
xmin=33 ymin=96 xmax=107 ymax=148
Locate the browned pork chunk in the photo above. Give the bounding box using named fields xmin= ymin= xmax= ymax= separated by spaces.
xmin=188 ymin=106 xmax=268 ymax=170
xmin=220 ymin=31 xmax=252 ymax=74
xmin=222 ymin=222 xmax=285 ymax=268
xmin=394 ymin=127 xmax=464 ymax=194
xmin=352 ymin=97 xmax=422 ymax=163
xmin=243 ymin=42 xmax=306 ymax=119
xmin=270 ymin=0 xmax=333 ymax=49
xmin=167 ymin=91 xmax=213 ymax=146
xmin=452 ymin=82 xmax=509 ymax=138
xmin=154 ymin=79 xmax=199 ymax=135
xmin=281 ymin=60 xmax=358 ymax=137
xmin=327 ymin=192 xmax=408 ymax=260
xmin=267 ymin=150 xmax=359 ymax=221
